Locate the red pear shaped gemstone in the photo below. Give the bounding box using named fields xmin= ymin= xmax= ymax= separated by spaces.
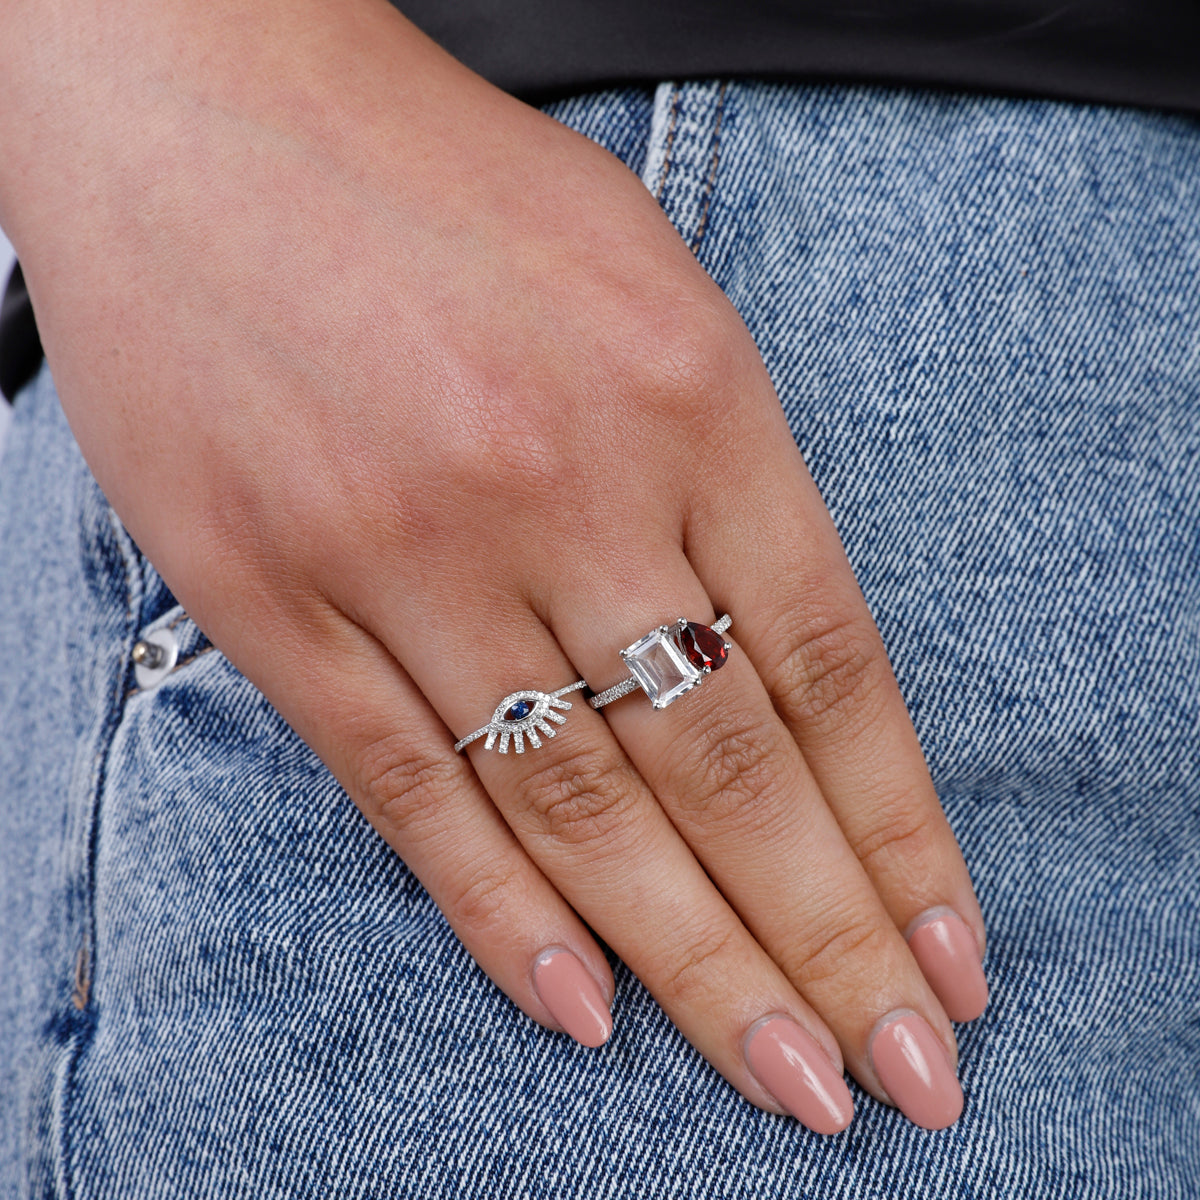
xmin=678 ymin=622 xmax=728 ymax=673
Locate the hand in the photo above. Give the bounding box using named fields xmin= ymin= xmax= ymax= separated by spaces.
xmin=1 ymin=0 xmax=986 ymax=1132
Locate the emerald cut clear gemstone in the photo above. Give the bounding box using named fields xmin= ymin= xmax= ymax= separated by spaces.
xmin=621 ymin=624 xmax=701 ymax=709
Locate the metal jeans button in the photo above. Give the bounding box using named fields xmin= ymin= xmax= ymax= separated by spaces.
xmin=132 ymin=627 xmax=179 ymax=690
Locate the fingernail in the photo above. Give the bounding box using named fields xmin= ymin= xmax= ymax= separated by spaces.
xmin=870 ymin=1011 xmax=964 ymax=1130
xmin=532 ymin=949 xmax=612 ymax=1048
xmin=906 ymin=909 xmax=989 ymax=1023
xmin=745 ymin=1016 xmax=854 ymax=1135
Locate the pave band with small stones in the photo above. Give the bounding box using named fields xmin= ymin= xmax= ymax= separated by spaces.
xmin=455 ymin=681 xmax=588 ymax=755
xmin=590 ymin=614 xmax=732 ymax=711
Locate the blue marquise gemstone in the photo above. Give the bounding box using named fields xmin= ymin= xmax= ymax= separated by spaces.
xmin=505 ymin=700 xmax=533 ymax=721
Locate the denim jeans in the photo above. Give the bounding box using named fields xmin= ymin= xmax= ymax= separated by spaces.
xmin=1 ymin=82 xmax=1198 ymax=1199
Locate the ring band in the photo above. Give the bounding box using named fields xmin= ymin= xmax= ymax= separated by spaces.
xmin=455 ymin=681 xmax=588 ymax=754
xmin=590 ymin=614 xmax=732 ymax=711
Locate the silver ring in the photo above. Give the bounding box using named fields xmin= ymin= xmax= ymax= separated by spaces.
xmin=589 ymin=615 xmax=732 ymax=711
xmin=455 ymin=681 xmax=588 ymax=755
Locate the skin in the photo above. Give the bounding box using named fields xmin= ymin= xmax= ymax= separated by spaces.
xmin=1 ymin=0 xmax=986 ymax=1125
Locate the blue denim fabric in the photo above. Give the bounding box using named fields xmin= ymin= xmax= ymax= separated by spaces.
xmin=1 ymin=82 xmax=1198 ymax=1198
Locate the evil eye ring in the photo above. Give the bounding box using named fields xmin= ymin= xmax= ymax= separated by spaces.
xmin=454 ymin=681 xmax=588 ymax=755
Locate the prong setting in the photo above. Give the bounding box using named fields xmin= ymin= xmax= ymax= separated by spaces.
xmin=589 ymin=614 xmax=733 ymax=711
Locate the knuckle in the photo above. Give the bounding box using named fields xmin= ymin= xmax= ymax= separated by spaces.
xmin=767 ymin=611 xmax=886 ymax=728
xmin=853 ymin=800 xmax=943 ymax=874
xmin=450 ymin=414 xmax=567 ymax=503
xmin=663 ymin=717 xmax=792 ymax=832
xmin=357 ymin=734 xmax=463 ymax=836
xmin=416 ymin=381 xmax=580 ymax=512
xmin=791 ymin=915 xmax=892 ymax=990
xmin=656 ymin=923 xmax=740 ymax=1008
xmin=516 ymin=745 xmax=639 ymax=849
xmin=624 ymin=312 xmax=742 ymax=414
xmin=443 ymin=861 xmax=523 ymax=932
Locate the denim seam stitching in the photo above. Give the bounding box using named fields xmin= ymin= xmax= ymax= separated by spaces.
xmin=653 ymin=86 xmax=680 ymax=202
xmin=174 ymin=644 xmax=218 ymax=671
xmin=689 ymin=81 xmax=728 ymax=255
xmin=56 ymin=502 xmax=142 ymax=1200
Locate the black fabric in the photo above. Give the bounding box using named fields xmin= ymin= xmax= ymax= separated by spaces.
xmin=397 ymin=1 xmax=1200 ymax=114
xmin=0 ymin=265 xmax=41 ymax=404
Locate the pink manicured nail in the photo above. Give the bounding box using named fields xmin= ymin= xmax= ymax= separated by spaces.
xmin=532 ymin=949 xmax=612 ymax=1048
xmin=870 ymin=1012 xmax=963 ymax=1130
xmin=907 ymin=909 xmax=989 ymax=1023
xmin=745 ymin=1017 xmax=854 ymax=1135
